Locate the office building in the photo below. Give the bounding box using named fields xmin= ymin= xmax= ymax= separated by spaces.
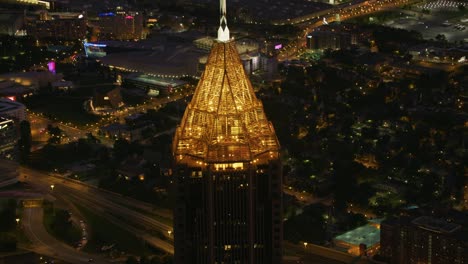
xmin=380 ymin=215 xmax=468 ymax=264
xmin=26 ymin=11 xmax=86 ymax=40
xmin=172 ymin=1 xmax=282 ymax=263
xmin=306 ymin=29 xmax=356 ymax=50
xmin=93 ymin=9 xmax=144 ymax=40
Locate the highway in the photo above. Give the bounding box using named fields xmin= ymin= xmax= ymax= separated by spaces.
xmin=278 ymin=0 xmax=418 ymax=61
xmin=20 ymin=166 xmax=175 ymax=254
xmin=22 ymin=207 xmax=111 ymax=264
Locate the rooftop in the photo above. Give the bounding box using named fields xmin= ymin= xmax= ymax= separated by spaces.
xmin=334 ymin=224 xmax=380 ymax=247
xmin=0 ymin=98 xmax=25 ymax=112
xmin=173 ymin=40 xmax=280 ymax=165
xmin=412 ymin=216 xmax=462 ymax=234
xmin=126 ymin=73 xmax=187 ymax=87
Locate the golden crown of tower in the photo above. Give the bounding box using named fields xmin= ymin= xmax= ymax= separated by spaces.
xmin=173 ymin=0 xmax=280 ymax=166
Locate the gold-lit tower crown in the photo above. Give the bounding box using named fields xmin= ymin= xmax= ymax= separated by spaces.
xmin=173 ymin=5 xmax=280 ymax=166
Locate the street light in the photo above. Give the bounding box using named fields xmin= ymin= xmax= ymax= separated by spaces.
xmin=15 ymin=218 xmax=20 ymax=225
xmin=167 ymin=230 xmax=172 ymax=236
xmin=303 ymin=242 xmax=308 ymax=248
xmin=50 ymin=184 xmax=55 ymax=191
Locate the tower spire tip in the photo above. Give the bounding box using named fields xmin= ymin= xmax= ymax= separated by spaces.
xmin=217 ymin=0 xmax=230 ymax=42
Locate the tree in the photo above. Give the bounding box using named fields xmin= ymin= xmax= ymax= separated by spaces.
xmin=125 ymin=256 xmax=138 ymax=264
xmin=140 ymin=256 xmax=151 ymax=264
xmin=435 ymin=34 xmax=447 ymax=44
xmin=0 ymin=233 xmax=17 ymax=252
xmin=160 ymin=254 xmax=173 ymax=264
xmin=113 ymin=138 xmax=130 ymax=162
xmin=0 ymin=199 xmax=17 ymax=232
xmin=284 ymin=204 xmax=327 ymax=244
xmin=18 ymin=120 xmax=32 ymax=162
xmin=47 ymin=125 xmax=63 ymax=145
xmin=86 ymin=132 xmax=100 ymax=144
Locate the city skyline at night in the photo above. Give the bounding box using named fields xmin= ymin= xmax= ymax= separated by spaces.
xmin=0 ymin=0 xmax=466 ymax=263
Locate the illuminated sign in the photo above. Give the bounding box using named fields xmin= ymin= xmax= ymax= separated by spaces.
xmin=47 ymin=61 xmax=56 ymax=73
xmin=98 ymin=12 xmax=116 ymax=17
xmin=274 ymin=44 xmax=282 ymax=50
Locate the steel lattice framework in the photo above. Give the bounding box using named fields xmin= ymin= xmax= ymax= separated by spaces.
xmin=173 ymin=41 xmax=280 ymax=165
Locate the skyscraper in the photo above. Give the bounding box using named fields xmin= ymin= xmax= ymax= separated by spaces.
xmin=172 ymin=1 xmax=282 ymax=263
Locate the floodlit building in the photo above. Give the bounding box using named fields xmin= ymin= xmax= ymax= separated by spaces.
xmin=172 ymin=1 xmax=282 ymax=263
xmin=0 ymin=70 xmax=62 ymax=90
xmin=2 ymin=0 xmax=50 ymax=9
xmin=334 ymin=220 xmax=382 ymax=256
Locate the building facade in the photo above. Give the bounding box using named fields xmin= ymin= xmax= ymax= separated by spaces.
xmin=94 ymin=11 xmax=144 ymax=40
xmin=380 ymin=216 xmax=468 ymax=264
xmin=172 ymin=3 xmax=282 ymax=263
xmin=306 ymin=30 xmax=355 ymax=50
xmin=26 ymin=12 xmax=86 ymax=40
xmin=0 ymin=117 xmax=18 ymax=160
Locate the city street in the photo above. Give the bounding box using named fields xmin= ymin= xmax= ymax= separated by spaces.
xmin=22 ymin=207 xmax=110 ymax=264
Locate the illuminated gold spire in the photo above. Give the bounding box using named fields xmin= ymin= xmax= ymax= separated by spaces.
xmin=173 ymin=41 xmax=280 ymax=165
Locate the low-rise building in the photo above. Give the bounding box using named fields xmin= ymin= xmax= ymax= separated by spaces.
xmin=0 ymin=98 xmax=26 ymax=122
xmin=334 ymin=220 xmax=381 ymax=256
xmin=92 ymin=86 xmax=124 ymax=110
xmin=124 ymin=73 xmax=188 ymax=96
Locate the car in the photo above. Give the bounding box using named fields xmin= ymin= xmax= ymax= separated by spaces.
xmin=88 ymin=258 xmax=94 ymax=262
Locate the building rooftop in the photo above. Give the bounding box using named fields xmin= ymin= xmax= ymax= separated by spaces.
xmin=173 ymin=40 xmax=280 ymax=165
xmin=99 ymin=47 xmax=204 ymax=78
xmin=0 ymin=98 xmax=25 ymax=113
xmin=126 ymin=73 xmax=187 ymax=87
xmin=334 ymin=224 xmax=380 ymax=247
xmin=412 ymin=216 xmax=462 ymax=234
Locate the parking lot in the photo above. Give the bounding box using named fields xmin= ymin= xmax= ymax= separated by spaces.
xmin=383 ymin=9 xmax=468 ymax=42
xmin=384 ymin=0 xmax=468 ymax=42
